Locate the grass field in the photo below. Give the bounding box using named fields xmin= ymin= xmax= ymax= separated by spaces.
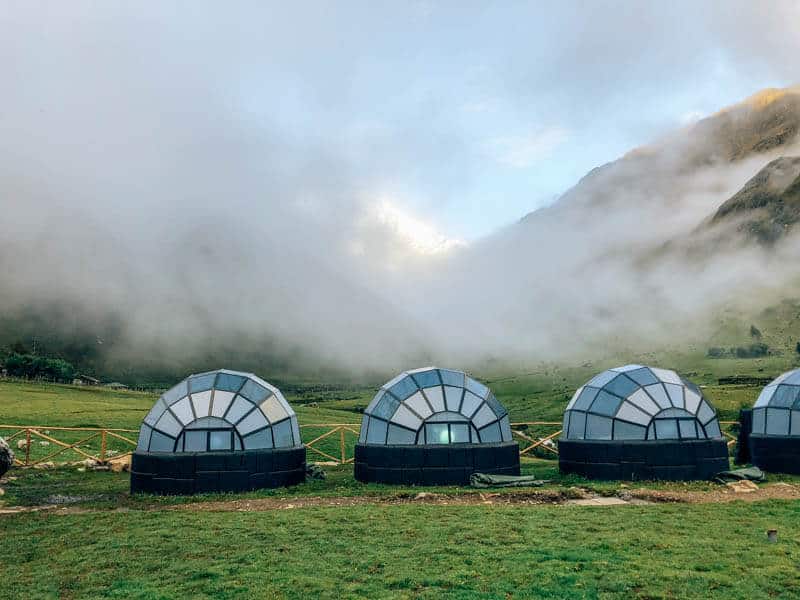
xmin=3 ymin=501 xmax=800 ymax=598
xmin=2 ymin=358 xmax=800 ymax=599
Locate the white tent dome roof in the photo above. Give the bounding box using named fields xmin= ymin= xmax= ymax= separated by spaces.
xmin=137 ymin=369 xmax=301 ymax=453
xmin=752 ymin=369 xmax=800 ymax=436
xmin=359 ymin=367 xmax=512 ymax=445
xmin=563 ymin=365 xmax=723 ymax=441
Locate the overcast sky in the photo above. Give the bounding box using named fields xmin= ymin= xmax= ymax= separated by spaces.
xmin=2 ymin=1 xmax=800 ymax=243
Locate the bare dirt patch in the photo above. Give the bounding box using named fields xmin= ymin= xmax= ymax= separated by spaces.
xmin=626 ymin=482 xmax=800 ymax=504
xmin=2 ymin=483 xmax=798 ymax=515
xmin=174 ymin=490 xmax=568 ymax=512
xmin=170 ymin=483 xmax=800 ymax=512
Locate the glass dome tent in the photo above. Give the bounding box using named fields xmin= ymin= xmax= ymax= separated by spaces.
xmin=354 ymin=367 xmax=519 ymax=485
xmin=746 ymin=369 xmax=800 ymax=473
xmin=131 ymin=369 xmax=305 ymax=494
xmin=559 ymin=365 xmax=729 ymax=480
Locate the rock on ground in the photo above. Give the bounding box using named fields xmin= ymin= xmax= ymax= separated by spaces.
xmin=0 ymin=437 xmax=14 ymax=478
xmin=108 ymin=456 xmax=131 ymax=473
xmin=726 ymin=480 xmax=759 ymax=493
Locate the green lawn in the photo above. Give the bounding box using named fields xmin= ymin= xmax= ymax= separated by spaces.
xmin=2 ymin=501 xmax=799 ymax=599
xmin=2 ymin=365 xmax=800 ymax=599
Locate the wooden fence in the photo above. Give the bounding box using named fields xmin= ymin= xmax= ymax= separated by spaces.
xmin=0 ymin=425 xmax=139 ymax=467
xmin=300 ymin=423 xmax=361 ymax=464
xmin=0 ymin=420 xmax=740 ymax=467
xmin=719 ymin=421 xmax=739 ymax=448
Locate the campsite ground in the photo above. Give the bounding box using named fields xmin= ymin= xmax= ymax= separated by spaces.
xmin=4 ymin=500 xmax=800 ymax=598
xmin=2 ymin=356 xmax=800 ymax=598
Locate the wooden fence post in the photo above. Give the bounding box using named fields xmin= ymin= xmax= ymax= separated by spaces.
xmin=100 ymin=430 xmax=107 ymax=463
xmin=339 ymin=427 xmax=346 ymax=464
xmin=25 ymin=429 xmax=31 ymax=466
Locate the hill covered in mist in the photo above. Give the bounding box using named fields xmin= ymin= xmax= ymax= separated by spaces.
xmin=4 ymin=86 xmax=800 ymax=383
xmin=433 ymin=87 xmax=800 ymax=364
xmin=707 ymin=156 xmax=800 ymax=243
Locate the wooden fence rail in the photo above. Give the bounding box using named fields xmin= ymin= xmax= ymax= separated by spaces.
xmin=299 ymin=424 xmax=361 ymax=464
xmin=0 ymin=425 xmax=139 ymax=467
xmin=0 ymin=420 xmax=741 ymax=467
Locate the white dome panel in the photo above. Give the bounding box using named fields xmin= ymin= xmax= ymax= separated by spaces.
xmin=359 ymin=368 xmax=513 ymax=445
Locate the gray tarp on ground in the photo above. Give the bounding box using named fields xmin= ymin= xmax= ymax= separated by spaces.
xmin=470 ymin=473 xmax=550 ymax=488
xmin=713 ymin=466 xmax=765 ymax=484
xmin=471 ymin=468 xmax=765 ymax=487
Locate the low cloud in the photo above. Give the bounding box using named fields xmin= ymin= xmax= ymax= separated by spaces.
xmin=2 ymin=4 xmax=800 ymax=380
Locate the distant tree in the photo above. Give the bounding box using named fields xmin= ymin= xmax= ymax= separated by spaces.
xmin=795 ymin=341 xmax=800 ymax=356
xmin=734 ymin=343 xmax=770 ymax=359
xmin=750 ymin=325 xmax=762 ymax=339
xmin=4 ymin=353 xmax=76 ymax=382
xmin=9 ymin=340 xmax=29 ymax=354
xmin=706 ymin=347 xmax=727 ymax=358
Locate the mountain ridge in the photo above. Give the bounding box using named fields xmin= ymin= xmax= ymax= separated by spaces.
xmin=522 ymin=86 xmax=800 ymax=222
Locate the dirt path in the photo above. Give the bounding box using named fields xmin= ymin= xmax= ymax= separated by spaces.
xmin=627 ymin=481 xmax=800 ymax=504
xmin=174 ymin=490 xmax=568 ymax=512
xmin=2 ymin=483 xmax=798 ymax=515
xmin=174 ymin=482 xmax=800 ymax=511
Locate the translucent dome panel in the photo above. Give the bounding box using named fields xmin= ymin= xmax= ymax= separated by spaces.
xmin=359 ymin=368 xmax=512 ymax=445
xmin=137 ymin=369 xmax=302 ymax=453
xmin=562 ymin=365 xmax=723 ymax=441
xmin=751 ymin=369 xmax=800 ymax=436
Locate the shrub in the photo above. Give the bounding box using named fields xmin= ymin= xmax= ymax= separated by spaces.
xmin=4 ymin=353 xmax=76 ymax=383
xmin=733 ymin=343 xmax=770 ymax=359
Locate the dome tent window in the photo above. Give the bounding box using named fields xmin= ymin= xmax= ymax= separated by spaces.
xmin=747 ymin=368 xmax=800 ymax=474
xmin=355 ymin=367 xmax=520 ymax=485
xmin=131 ymin=369 xmax=305 ymax=495
xmin=559 ymin=365 xmax=729 ymax=481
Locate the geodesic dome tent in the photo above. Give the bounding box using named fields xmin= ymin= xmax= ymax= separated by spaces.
xmin=131 ymin=369 xmax=305 ymax=494
xmin=747 ymin=369 xmax=800 ymax=474
xmin=559 ymin=365 xmax=729 ymax=480
xmin=354 ymin=367 xmax=519 ymax=485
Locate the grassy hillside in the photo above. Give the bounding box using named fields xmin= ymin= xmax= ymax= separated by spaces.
xmin=2 ymin=345 xmax=790 ymax=433
xmin=0 ymin=364 xmax=764 ymax=435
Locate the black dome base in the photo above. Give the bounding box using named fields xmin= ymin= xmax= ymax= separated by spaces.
xmin=354 ymin=442 xmax=520 ymax=486
xmin=131 ymin=446 xmax=306 ymax=495
xmin=750 ymin=434 xmax=800 ymax=474
xmin=559 ymin=439 xmax=729 ymax=481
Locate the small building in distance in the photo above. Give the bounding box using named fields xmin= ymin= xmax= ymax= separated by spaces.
xmin=73 ymin=374 xmax=100 ymax=386
xmin=105 ymin=381 xmax=128 ymax=390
